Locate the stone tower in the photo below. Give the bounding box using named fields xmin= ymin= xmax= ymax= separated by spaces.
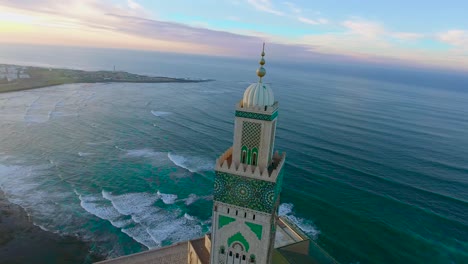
xmin=210 ymin=44 xmax=286 ymax=264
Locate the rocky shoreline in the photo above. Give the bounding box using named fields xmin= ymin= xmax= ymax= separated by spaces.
xmin=0 ymin=190 xmax=104 ymax=264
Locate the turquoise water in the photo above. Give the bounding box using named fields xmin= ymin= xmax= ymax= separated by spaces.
xmin=0 ymin=45 xmax=467 ymax=263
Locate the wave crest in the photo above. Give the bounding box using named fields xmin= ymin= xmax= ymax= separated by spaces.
xmin=168 ymin=153 xmax=214 ymax=173
xmin=279 ymin=203 xmax=320 ymax=239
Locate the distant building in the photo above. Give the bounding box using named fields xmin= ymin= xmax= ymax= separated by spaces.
xmin=97 ymin=46 xmax=338 ymax=264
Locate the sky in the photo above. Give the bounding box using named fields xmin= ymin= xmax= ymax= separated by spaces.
xmin=0 ymin=0 xmax=467 ymax=71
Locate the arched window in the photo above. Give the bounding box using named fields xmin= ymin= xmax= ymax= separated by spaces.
xmin=253 ymin=214 xmax=256 ymax=220
xmin=243 ymin=255 xmax=246 ymax=261
xmin=241 ymin=146 xmax=248 ymax=164
xmin=250 ymin=254 xmax=256 ymax=263
xmin=220 ymin=246 xmax=225 ymax=254
xmin=229 ymin=251 xmax=233 ymax=257
xmin=251 ymin=148 xmax=258 ymax=166
xmin=236 ymin=253 xmax=239 ymax=259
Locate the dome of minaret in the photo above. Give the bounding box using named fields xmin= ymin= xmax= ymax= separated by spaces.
xmin=242 ymin=43 xmax=275 ymax=108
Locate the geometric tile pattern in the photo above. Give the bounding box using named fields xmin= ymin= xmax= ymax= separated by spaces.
xmin=213 ymin=171 xmax=283 ymax=213
xmin=235 ymin=110 xmax=278 ymax=121
xmin=241 ymin=121 xmax=261 ymax=149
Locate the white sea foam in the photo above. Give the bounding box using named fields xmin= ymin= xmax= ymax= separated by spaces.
xmin=183 ymin=193 xmax=212 ymax=205
xmin=157 ymin=191 xmax=178 ymax=205
xmin=184 ymin=193 xmax=198 ymax=205
xmin=146 ymin=216 xmax=203 ymax=247
xmin=122 ymin=226 xmax=158 ymax=249
xmin=167 ymin=153 xmax=214 ymax=173
xmin=151 ymin=110 xmax=171 ymax=117
xmin=102 ymin=190 xmax=203 ymax=249
xmin=0 ymin=162 xmax=86 ymax=240
xmin=102 ymin=191 xmax=159 ymax=216
xmin=184 ymin=213 xmax=196 ymax=221
xmin=78 ymin=152 xmax=94 ymax=157
xmin=77 ymin=192 xmax=130 ymax=228
xmin=279 ymin=203 xmax=320 ymax=239
xmin=125 ymin=149 xmax=164 ymax=159
xmin=37 ymin=224 xmax=50 ymax=232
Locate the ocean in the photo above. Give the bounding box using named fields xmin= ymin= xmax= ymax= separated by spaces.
xmin=0 ymin=45 xmax=467 ymax=264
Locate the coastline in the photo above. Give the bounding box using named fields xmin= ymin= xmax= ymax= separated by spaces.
xmin=0 ymin=189 xmax=104 ymax=264
xmin=0 ymin=64 xmax=213 ymax=94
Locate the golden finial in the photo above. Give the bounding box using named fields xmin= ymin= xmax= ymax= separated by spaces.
xmin=256 ymin=42 xmax=266 ymax=82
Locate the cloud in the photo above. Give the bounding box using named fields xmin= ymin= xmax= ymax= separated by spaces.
xmin=390 ymin=32 xmax=424 ymax=41
xmin=298 ymin=16 xmax=328 ymax=25
xmin=127 ymin=0 xmax=141 ymax=10
xmin=246 ymin=0 xmax=284 ymax=16
xmin=342 ymin=20 xmax=385 ymax=38
xmin=0 ymin=0 xmax=346 ymax=60
xmin=283 ymin=1 xmax=301 ymax=14
xmin=301 ymin=19 xmax=468 ymax=70
xmin=438 ymin=30 xmax=468 ymax=47
xmin=341 ymin=19 xmax=424 ymax=41
xmin=1 ymin=1 xmax=466 ymax=71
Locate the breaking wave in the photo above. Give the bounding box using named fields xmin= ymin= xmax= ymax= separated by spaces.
xmin=98 ymin=190 xmax=203 ymax=249
xmin=184 ymin=193 xmax=198 ymax=205
xmin=167 ymin=153 xmax=214 ymax=173
xmin=124 ymin=149 xmax=165 ymax=159
xmin=279 ymin=203 xmax=320 ymax=239
xmin=157 ymin=191 xmax=178 ymax=205
xmin=184 ymin=213 xmax=196 ymax=221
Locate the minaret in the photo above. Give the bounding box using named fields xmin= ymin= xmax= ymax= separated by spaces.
xmin=210 ymin=44 xmax=286 ymax=264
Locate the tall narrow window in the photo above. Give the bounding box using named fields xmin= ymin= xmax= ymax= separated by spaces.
xmin=253 ymin=214 xmax=256 ymax=220
xmin=241 ymin=150 xmax=247 ymax=163
xmin=227 ymin=208 xmax=230 ymax=214
xmin=252 ymin=152 xmax=257 ymax=166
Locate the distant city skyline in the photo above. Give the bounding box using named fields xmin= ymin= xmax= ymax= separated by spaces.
xmin=1 ymin=0 xmax=467 ymax=71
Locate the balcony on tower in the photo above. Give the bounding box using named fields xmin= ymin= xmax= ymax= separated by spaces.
xmin=215 ymin=146 xmax=286 ymax=183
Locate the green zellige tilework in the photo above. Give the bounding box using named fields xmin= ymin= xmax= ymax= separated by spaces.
xmin=228 ymin=232 xmax=250 ymax=252
xmin=245 ymin=222 xmax=263 ymax=240
xmin=235 ymin=110 xmax=278 ymax=121
xmin=218 ymin=215 xmax=236 ymax=229
xmin=213 ymin=171 xmax=283 ymax=213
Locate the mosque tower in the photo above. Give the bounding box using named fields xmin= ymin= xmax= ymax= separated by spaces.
xmin=210 ymin=44 xmax=286 ymax=264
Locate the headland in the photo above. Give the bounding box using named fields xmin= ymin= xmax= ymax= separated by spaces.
xmin=0 ymin=64 xmax=212 ymax=93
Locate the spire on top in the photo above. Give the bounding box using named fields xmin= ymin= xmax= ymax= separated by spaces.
xmin=256 ymin=42 xmax=266 ymax=82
